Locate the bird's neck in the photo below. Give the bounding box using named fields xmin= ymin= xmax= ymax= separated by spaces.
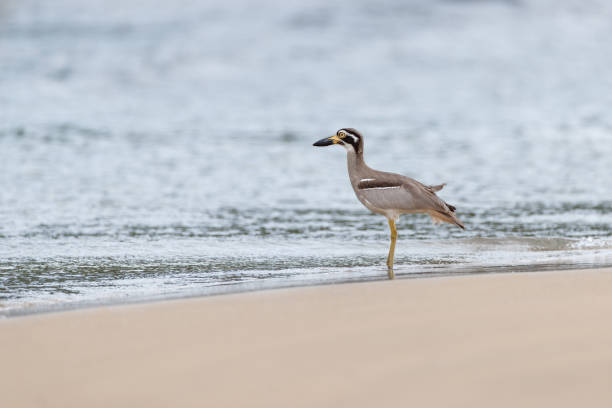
xmin=347 ymin=150 xmax=367 ymax=182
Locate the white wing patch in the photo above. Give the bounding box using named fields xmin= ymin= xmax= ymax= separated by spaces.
xmin=361 ymin=186 xmax=401 ymax=190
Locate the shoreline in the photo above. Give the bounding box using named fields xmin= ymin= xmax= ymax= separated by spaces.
xmin=3 ymin=267 xmax=612 ymax=407
xmin=3 ymin=262 xmax=612 ymax=319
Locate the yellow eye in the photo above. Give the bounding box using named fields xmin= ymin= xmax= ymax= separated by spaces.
xmin=338 ymin=131 xmax=346 ymax=138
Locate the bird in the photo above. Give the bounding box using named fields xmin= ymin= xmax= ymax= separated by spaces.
xmin=313 ymin=128 xmax=464 ymax=279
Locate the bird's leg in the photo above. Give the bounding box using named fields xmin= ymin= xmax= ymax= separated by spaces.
xmin=386 ymin=219 xmax=397 ymax=279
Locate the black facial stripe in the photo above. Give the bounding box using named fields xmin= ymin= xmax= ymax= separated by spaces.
xmin=357 ymin=180 xmax=403 ymax=190
xmin=343 ymin=134 xmax=359 ymax=150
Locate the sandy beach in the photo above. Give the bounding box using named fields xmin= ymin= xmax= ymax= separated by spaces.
xmin=2 ymin=268 xmax=612 ymax=407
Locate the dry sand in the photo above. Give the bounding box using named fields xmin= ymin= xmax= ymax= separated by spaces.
xmin=2 ymin=268 xmax=612 ymax=407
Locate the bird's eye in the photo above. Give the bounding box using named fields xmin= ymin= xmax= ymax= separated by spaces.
xmin=338 ymin=131 xmax=345 ymax=138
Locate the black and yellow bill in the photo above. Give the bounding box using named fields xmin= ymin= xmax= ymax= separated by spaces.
xmin=313 ymin=135 xmax=343 ymax=146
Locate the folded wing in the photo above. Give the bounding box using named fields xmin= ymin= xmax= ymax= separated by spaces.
xmin=357 ymin=177 xmax=464 ymax=229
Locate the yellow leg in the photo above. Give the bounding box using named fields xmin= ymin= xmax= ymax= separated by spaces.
xmin=386 ymin=219 xmax=397 ymax=279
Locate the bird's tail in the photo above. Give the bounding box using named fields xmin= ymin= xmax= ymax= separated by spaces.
xmin=427 ymin=207 xmax=465 ymax=230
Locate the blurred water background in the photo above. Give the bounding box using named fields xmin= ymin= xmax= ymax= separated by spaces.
xmin=1 ymin=0 xmax=612 ymax=316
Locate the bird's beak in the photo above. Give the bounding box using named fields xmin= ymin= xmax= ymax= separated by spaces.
xmin=313 ymin=135 xmax=342 ymax=146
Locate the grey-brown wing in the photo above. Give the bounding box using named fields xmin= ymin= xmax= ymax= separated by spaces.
xmin=357 ymin=177 xmax=450 ymax=214
xmin=402 ymin=180 xmax=452 ymax=213
xmin=357 ymin=185 xmax=416 ymax=212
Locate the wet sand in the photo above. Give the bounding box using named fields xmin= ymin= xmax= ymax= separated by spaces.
xmin=2 ymin=268 xmax=612 ymax=407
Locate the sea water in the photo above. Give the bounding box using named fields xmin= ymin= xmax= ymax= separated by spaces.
xmin=1 ymin=0 xmax=611 ymax=315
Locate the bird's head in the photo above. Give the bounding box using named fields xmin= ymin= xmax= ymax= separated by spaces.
xmin=313 ymin=128 xmax=363 ymax=154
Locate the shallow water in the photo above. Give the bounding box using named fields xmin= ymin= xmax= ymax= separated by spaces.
xmin=1 ymin=0 xmax=612 ymax=316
